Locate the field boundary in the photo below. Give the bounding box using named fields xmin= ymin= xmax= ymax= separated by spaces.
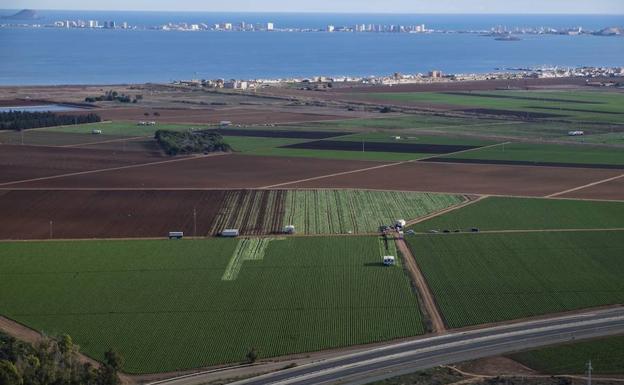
xmin=405 ymin=195 xmax=487 ymax=227
xmin=395 ymin=238 xmax=446 ymax=334
xmin=545 ymin=173 xmax=624 ymax=198
xmin=260 ymin=141 xmax=509 ymax=189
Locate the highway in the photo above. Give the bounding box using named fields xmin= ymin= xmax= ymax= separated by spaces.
xmin=154 ymin=307 xmax=624 ymax=385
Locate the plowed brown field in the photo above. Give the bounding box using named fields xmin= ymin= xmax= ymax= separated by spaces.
xmin=288 ymin=161 xmax=622 ymax=197
xmin=0 ymin=189 xmax=287 ymax=240
xmin=8 ymin=154 xmax=385 ymax=189
xmin=560 ymin=176 xmax=624 ymax=201
xmin=0 ymin=144 xmax=163 ymax=185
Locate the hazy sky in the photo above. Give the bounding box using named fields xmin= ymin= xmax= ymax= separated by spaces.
xmin=6 ymin=0 xmax=624 ymax=14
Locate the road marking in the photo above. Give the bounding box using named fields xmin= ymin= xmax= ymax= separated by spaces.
xmin=545 ymin=173 xmax=624 ymax=198
xmin=0 ymin=152 xmax=230 ymax=187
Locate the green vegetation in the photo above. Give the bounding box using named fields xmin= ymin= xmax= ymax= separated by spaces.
xmin=222 ymin=237 xmax=278 ymax=280
xmin=47 ymin=121 xmax=207 ymax=137
xmin=284 ymin=190 xmax=465 ymax=234
xmin=154 ymin=130 xmax=231 ymax=155
xmin=0 ymin=237 xmax=423 ymax=373
xmin=0 ymin=331 xmax=123 ymax=385
xmin=510 ymin=336 xmax=624 ymax=375
xmin=332 ymin=132 xmax=495 ymax=146
xmin=409 ymin=197 xmax=624 ymax=232
xmin=0 ymin=111 xmax=101 ymax=131
xmin=406 ymin=231 xmax=624 ymax=328
xmin=354 ymin=91 xmax=624 ymax=123
xmin=443 ymin=142 xmax=624 ymax=165
xmin=85 ymin=90 xmax=141 ymax=104
xmin=245 ymin=147 xmax=428 ymax=161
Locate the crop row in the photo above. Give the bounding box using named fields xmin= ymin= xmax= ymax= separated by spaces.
xmin=283 ymin=190 xmax=464 ymax=235
xmin=407 ymin=231 xmax=624 ymax=328
xmin=0 ymin=236 xmax=424 ymax=373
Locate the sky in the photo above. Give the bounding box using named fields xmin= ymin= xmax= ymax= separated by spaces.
xmin=5 ymin=0 xmax=624 ymax=14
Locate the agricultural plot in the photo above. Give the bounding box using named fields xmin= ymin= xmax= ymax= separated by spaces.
xmin=437 ymin=142 xmax=624 ymax=167
xmin=209 ymin=190 xmax=286 ymax=235
xmin=353 ymin=91 xmax=624 ymax=123
xmin=222 ymin=237 xmax=278 ymax=280
xmin=408 ymin=197 xmax=624 ymax=232
xmin=281 ymin=140 xmax=480 ymax=154
xmin=0 ymin=237 xmax=423 ymax=373
xmin=509 ymin=336 xmax=624 ymax=375
xmin=47 ymin=121 xmax=205 ymax=137
xmin=283 ymin=190 xmax=465 ymax=235
xmin=406 ymin=231 xmax=624 ymax=328
xmin=245 ymin=147 xmax=426 ymax=161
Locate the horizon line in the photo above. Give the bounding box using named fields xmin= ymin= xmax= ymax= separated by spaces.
xmin=3 ymin=8 xmax=624 ymax=15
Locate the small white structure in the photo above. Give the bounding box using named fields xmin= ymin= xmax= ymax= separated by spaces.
xmin=383 ymin=256 xmax=396 ymax=266
xmin=91 ymin=129 xmax=103 ymax=135
xmin=168 ymin=231 xmax=184 ymax=240
xmin=395 ymin=219 xmax=406 ymax=228
xmin=220 ymin=121 xmax=232 ymax=128
xmin=568 ymin=131 xmax=585 ymax=136
xmin=149 ymin=121 xmax=157 ymax=126
xmin=284 ymin=225 xmax=296 ymax=234
xmin=221 ymin=229 xmax=240 ymax=237
xmin=138 ymin=121 xmax=146 ymax=126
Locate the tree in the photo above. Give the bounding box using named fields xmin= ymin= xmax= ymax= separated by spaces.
xmin=103 ymin=350 xmax=123 ymax=372
xmin=0 ymin=360 xmax=22 ymax=385
xmin=245 ymin=348 xmax=258 ymax=364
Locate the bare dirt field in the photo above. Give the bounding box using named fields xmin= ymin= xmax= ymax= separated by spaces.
xmin=560 ymin=176 xmax=624 ymax=201
xmin=0 ymin=130 xmax=130 ymax=147
xmin=7 ymin=154 xmax=385 ymax=189
xmin=0 ymin=144 xmax=164 ymax=185
xmin=287 ymin=161 xmax=622 ymax=197
xmin=0 ymin=189 xmax=286 ymax=240
xmin=70 ymin=107 xmax=350 ymax=125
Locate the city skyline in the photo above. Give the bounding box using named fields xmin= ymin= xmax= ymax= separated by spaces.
xmin=4 ymin=0 xmax=624 ymax=14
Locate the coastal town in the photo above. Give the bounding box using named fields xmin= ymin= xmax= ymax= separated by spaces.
xmin=174 ymin=66 xmax=624 ymax=90
xmin=2 ymin=9 xmax=623 ymax=36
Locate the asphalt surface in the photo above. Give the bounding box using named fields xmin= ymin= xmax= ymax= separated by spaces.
xmin=153 ymin=307 xmax=624 ymax=385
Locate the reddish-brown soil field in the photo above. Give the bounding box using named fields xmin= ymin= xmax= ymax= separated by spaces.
xmin=560 ymin=176 xmax=624 ymax=201
xmin=74 ymin=107 xmax=348 ymax=124
xmin=288 ymin=161 xmax=622 ymax=197
xmin=0 ymin=189 xmax=290 ymax=240
xmin=0 ymin=130 xmax=130 ymax=147
xmin=0 ymin=144 xmax=164 ymax=185
xmin=9 ymin=154 xmax=385 ymax=189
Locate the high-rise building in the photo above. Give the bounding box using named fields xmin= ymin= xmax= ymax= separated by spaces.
xmin=266 ymin=22 xmax=274 ymax=31
xmin=327 ymin=25 xmax=335 ymax=32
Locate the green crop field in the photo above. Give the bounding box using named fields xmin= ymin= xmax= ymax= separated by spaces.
xmin=406 ymin=231 xmax=624 ymax=328
xmin=353 ymin=91 xmax=624 ymax=124
xmin=510 ymin=336 xmax=624 ymax=375
xmin=408 ymin=197 xmax=624 ymax=232
xmin=284 ymin=190 xmax=465 ymax=234
xmin=245 ymin=147 xmax=429 ymax=161
xmin=0 ymin=237 xmax=423 ymax=373
xmin=442 ymin=142 xmax=624 ymax=166
xmin=331 ymin=132 xmax=495 ymax=146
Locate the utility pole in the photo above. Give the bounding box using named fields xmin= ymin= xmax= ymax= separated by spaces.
xmin=193 ymin=208 xmax=197 ymax=237
xmin=587 ymin=360 xmax=593 ymax=385
xmin=362 ymin=139 xmax=365 ymax=153
xmin=49 ymin=220 xmax=53 ymax=239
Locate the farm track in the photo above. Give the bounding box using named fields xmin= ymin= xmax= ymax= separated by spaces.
xmin=395 ymin=238 xmax=446 ymax=334
xmin=546 ymin=173 xmax=624 ymax=198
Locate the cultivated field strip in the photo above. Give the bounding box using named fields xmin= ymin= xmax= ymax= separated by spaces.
xmin=0 ymin=237 xmax=424 ymax=373
xmin=222 ymin=238 xmax=278 ymax=280
xmin=283 ymin=190 xmax=465 ymax=234
xmin=210 ymin=190 xmax=286 ymax=235
xmin=407 ymin=230 xmax=624 ymax=328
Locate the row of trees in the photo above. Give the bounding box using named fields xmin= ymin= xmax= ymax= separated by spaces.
xmin=0 ymin=111 xmax=102 ymax=131
xmin=0 ymin=331 xmax=123 ymax=385
xmin=155 ymin=129 xmax=232 ymax=155
xmin=85 ymin=91 xmax=142 ymax=104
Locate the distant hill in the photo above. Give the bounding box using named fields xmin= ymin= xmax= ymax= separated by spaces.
xmin=1 ymin=9 xmax=40 ymax=20
xmin=595 ymin=27 xmax=623 ymax=36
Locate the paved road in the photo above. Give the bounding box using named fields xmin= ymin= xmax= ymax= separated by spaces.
xmin=154 ymin=307 xmax=624 ymax=385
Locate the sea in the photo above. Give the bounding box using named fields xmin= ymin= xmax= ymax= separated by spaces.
xmin=0 ymin=11 xmax=623 ymax=85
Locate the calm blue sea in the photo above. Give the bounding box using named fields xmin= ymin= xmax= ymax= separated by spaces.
xmin=1 ymin=11 xmax=623 ymax=85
